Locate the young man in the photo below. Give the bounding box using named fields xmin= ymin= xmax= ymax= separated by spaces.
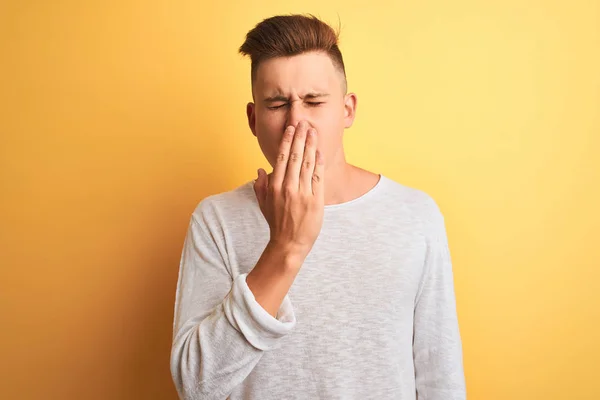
xmin=170 ymin=14 xmax=466 ymax=400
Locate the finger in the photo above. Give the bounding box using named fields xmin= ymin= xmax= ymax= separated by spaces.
xmin=284 ymin=121 xmax=309 ymax=190
xmin=271 ymin=125 xmax=295 ymax=190
xmin=253 ymin=168 xmax=267 ymax=209
xmin=312 ymin=149 xmax=325 ymax=199
xmin=299 ymin=127 xmax=317 ymax=194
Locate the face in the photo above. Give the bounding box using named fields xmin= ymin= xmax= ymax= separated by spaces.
xmin=246 ymin=51 xmax=357 ymax=170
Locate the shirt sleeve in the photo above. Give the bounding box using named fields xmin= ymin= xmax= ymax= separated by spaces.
xmin=170 ymin=200 xmax=296 ymax=400
xmin=413 ymin=197 xmax=467 ymax=400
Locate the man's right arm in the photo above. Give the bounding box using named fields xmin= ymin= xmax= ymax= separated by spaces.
xmin=246 ymin=241 xmax=304 ymax=318
xmin=170 ymin=207 xmax=299 ymax=400
xmin=171 ymin=121 xmax=324 ymax=399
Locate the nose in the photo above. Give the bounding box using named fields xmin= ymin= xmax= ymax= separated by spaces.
xmin=285 ymin=100 xmax=309 ymax=129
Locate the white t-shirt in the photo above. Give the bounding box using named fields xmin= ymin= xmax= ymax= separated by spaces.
xmin=170 ymin=174 xmax=466 ymax=399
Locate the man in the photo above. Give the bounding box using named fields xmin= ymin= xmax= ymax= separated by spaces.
xmin=170 ymin=14 xmax=466 ymax=400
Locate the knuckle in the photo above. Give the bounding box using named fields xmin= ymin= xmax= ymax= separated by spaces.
xmin=283 ymin=184 xmax=296 ymax=196
xmin=290 ymin=152 xmax=302 ymax=162
xmin=312 ymin=173 xmax=321 ymax=184
xmin=276 ymin=152 xmax=287 ymax=163
xmin=303 ymin=192 xmax=313 ymax=203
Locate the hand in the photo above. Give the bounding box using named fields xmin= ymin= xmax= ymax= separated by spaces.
xmin=253 ymin=120 xmax=325 ymax=261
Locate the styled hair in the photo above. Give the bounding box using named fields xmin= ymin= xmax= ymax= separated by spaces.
xmin=238 ymin=14 xmax=347 ymax=92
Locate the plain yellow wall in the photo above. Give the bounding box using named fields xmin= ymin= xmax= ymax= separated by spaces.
xmin=1 ymin=1 xmax=598 ymax=399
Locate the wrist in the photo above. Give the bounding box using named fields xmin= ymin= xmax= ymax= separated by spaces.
xmin=265 ymin=240 xmax=306 ymax=270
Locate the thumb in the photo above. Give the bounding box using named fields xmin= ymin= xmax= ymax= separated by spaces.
xmin=253 ymin=168 xmax=267 ymax=207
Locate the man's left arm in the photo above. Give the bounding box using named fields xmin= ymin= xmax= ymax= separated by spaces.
xmin=413 ymin=196 xmax=467 ymax=400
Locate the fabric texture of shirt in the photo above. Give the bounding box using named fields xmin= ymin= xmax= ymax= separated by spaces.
xmin=170 ymin=174 xmax=466 ymax=400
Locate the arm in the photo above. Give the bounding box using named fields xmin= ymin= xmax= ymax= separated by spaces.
xmin=413 ymin=198 xmax=466 ymax=400
xmin=169 ymin=202 xmax=298 ymax=400
xmin=170 ymin=121 xmax=323 ymax=399
xmin=246 ymin=241 xmax=304 ymax=318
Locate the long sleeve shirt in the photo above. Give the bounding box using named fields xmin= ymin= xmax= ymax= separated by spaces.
xmin=170 ymin=174 xmax=466 ymax=399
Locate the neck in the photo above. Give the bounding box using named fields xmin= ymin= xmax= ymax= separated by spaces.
xmin=314 ymin=145 xmax=363 ymax=206
xmin=322 ymin=161 xmax=356 ymax=206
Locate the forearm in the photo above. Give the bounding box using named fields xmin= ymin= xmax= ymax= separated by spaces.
xmin=171 ymin=302 xmax=262 ymax=399
xmin=171 ymin=265 xmax=297 ymax=399
xmin=246 ymin=241 xmax=304 ymax=317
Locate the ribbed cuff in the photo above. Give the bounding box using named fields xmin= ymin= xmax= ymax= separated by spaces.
xmin=222 ymin=273 xmax=296 ymax=350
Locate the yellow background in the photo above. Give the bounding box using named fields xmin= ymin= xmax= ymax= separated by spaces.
xmin=1 ymin=1 xmax=598 ymax=399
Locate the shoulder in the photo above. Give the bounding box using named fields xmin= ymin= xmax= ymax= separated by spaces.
xmin=380 ymin=175 xmax=446 ymax=229
xmin=191 ymin=179 xmax=259 ymax=226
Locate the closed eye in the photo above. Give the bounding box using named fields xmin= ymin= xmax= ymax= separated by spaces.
xmin=267 ymin=104 xmax=287 ymax=110
xmin=267 ymin=102 xmax=325 ymax=110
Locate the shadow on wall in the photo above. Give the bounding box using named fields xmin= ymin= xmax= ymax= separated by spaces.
xmin=70 ymin=100 xmax=241 ymax=399
xmin=109 ymin=108 xmax=241 ymax=398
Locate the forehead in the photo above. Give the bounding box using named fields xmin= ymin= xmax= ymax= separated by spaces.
xmin=255 ymin=51 xmax=341 ymax=95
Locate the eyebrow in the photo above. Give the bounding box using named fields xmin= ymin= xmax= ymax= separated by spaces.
xmin=263 ymin=92 xmax=330 ymax=103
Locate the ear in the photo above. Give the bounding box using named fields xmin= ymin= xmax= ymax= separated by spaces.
xmin=343 ymin=92 xmax=357 ymax=129
xmin=246 ymin=102 xmax=257 ymax=137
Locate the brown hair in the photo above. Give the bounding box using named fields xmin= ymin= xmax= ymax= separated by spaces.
xmin=238 ymin=14 xmax=347 ymax=92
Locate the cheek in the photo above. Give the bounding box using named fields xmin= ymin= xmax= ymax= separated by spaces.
xmin=255 ymin=136 xmax=278 ymax=168
xmin=254 ymin=115 xmax=284 ymax=167
xmin=321 ymin=102 xmax=345 ymax=124
xmin=256 ymin=112 xmax=285 ymax=140
xmin=315 ymin=109 xmax=345 ymax=157
xmin=314 ymin=107 xmax=344 ymax=138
